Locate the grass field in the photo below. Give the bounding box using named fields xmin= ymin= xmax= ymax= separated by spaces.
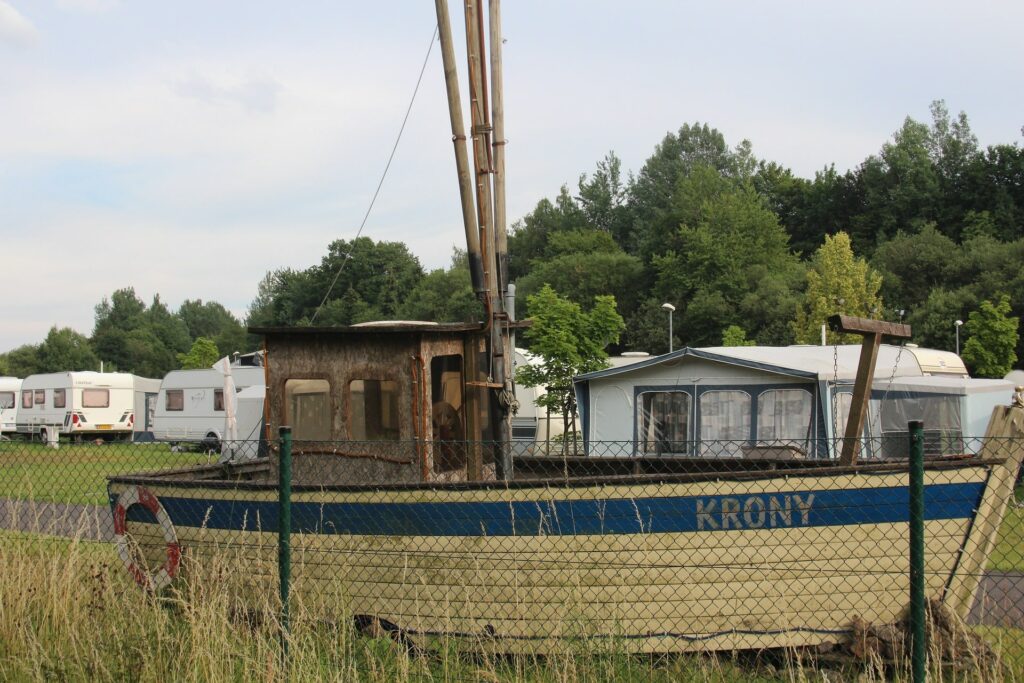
xmin=0 ymin=441 xmax=211 ymax=505
xmin=990 ymin=488 xmax=1024 ymax=572
xmin=2 ymin=534 xmax=1018 ymax=682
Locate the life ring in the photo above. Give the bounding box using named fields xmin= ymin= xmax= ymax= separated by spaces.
xmin=113 ymin=485 xmax=181 ymax=591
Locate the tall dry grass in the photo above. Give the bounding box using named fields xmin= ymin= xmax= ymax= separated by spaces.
xmin=0 ymin=533 xmax=1018 ymax=682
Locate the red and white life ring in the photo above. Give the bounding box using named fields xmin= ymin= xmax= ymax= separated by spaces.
xmin=113 ymin=485 xmax=181 ymax=591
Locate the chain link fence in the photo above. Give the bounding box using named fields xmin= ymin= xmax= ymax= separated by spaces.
xmin=1 ymin=432 xmax=1023 ymax=677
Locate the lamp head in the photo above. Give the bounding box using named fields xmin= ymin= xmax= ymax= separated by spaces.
xmin=661 ymin=303 xmax=675 ymax=312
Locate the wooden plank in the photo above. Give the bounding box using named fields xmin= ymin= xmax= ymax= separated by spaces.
xmin=840 ymin=332 xmax=881 ymax=465
xmin=827 ymin=315 xmax=912 ymax=340
xmin=943 ymin=404 xmax=1024 ymax=617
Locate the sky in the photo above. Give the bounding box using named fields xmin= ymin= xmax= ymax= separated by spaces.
xmin=1 ymin=0 xmax=1022 ymax=354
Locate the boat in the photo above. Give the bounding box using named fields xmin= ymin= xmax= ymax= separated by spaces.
xmin=107 ymin=0 xmax=1024 ymax=655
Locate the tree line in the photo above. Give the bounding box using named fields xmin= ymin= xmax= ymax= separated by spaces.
xmin=2 ymin=100 xmax=1020 ymax=379
xmin=0 ymin=291 xmax=250 ymax=378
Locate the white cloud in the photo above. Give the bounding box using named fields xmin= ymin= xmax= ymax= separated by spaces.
xmin=0 ymin=1 xmax=38 ymax=46
xmin=173 ymin=71 xmax=283 ymax=114
xmin=56 ymin=0 xmax=119 ymax=13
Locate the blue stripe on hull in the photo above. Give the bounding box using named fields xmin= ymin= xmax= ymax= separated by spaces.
xmin=119 ymin=482 xmax=986 ymax=537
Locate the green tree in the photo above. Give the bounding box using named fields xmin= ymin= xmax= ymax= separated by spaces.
xmin=397 ymin=249 xmax=484 ymax=323
xmin=515 ymin=230 xmax=644 ymax=316
xmin=906 ymin=287 xmax=977 ymax=354
xmin=722 ymin=325 xmax=755 ymax=347
xmin=515 ymin=285 xmax=624 ymax=451
xmin=247 ymin=237 xmax=424 ymax=327
xmin=179 ymin=299 xmax=249 ymax=355
xmin=177 ymin=337 xmax=221 ymax=370
xmin=91 ymin=287 xmax=148 ymax=372
xmin=650 ymin=179 xmax=804 ymax=347
xmin=793 ymin=232 xmax=884 ymax=344
xmin=507 ymin=186 xmax=588 ymax=281
xmin=871 ymin=224 xmax=962 ymax=310
xmin=0 ymin=345 xmax=40 ymax=377
xmin=36 ymin=327 xmax=99 ymax=372
xmin=577 ymin=152 xmax=630 ymax=238
xmin=961 ymin=295 xmax=1019 ymax=378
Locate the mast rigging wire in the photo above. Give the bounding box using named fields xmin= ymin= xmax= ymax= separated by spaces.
xmin=310 ymin=25 xmax=440 ymax=323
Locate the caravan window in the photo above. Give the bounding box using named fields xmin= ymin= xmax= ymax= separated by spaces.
xmin=350 ymin=379 xmax=399 ymax=441
xmin=165 ymin=390 xmax=184 ymax=411
xmin=34 ymin=390 xmax=45 ymax=405
xmin=757 ymin=389 xmax=812 ymax=448
xmin=0 ymin=392 xmax=14 ymax=409
xmin=22 ymin=391 xmax=32 ymax=409
xmin=285 ymin=379 xmax=331 ymax=441
xmin=82 ymin=389 xmax=109 ymax=408
xmin=214 ymin=390 xmax=224 ymax=412
xmin=699 ymin=390 xmax=751 ymax=456
xmin=53 ymin=389 xmax=66 ymax=409
xmin=637 ymin=391 xmax=691 ymax=455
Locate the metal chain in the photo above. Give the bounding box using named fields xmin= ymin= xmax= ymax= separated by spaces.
xmin=831 ymin=340 xmax=840 ymax=458
xmin=871 ymin=342 xmax=906 ymax=443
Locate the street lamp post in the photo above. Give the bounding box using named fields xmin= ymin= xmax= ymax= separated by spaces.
xmin=955 ymin=319 xmax=963 ymax=355
xmin=661 ymin=303 xmax=675 ymax=353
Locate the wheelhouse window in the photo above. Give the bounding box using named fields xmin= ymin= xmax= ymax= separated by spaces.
xmin=699 ymin=390 xmax=751 ymax=457
xmin=637 ymin=391 xmax=691 ymax=455
xmin=214 ymin=389 xmax=224 ymax=412
xmin=53 ymin=389 xmax=66 ymax=409
xmin=285 ymin=379 xmax=331 ymax=441
xmin=22 ymin=391 xmax=32 ymax=409
xmin=757 ymin=388 xmax=812 ymax=449
xmin=431 ymin=355 xmax=465 ymax=473
xmin=34 ymin=390 xmax=45 ymax=405
xmin=82 ymin=389 xmax=109 ymax=408
xmin=165 ymin=390 xmax=184 ymax=411
xmin=0 ymin=392 xmax=13 ymax=410
xmin=350 ymin=379 xmax=399 ymax=441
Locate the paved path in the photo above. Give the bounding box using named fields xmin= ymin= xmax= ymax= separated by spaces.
xmin=0 ymin=498 xmax=113 ymax=542
xmin=969 ymin=571 xmax=1024 ymax=628
xmin=2 ymin=498 xmax=1023 ymax=629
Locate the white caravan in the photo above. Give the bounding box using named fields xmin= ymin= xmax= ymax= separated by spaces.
xmin=0 ymin=377 xmax=21 ymax=435
xmin=152 ymin=366 xmax=266 ymax=448
xmin=16 ymin=372 xmax=159 ymax=441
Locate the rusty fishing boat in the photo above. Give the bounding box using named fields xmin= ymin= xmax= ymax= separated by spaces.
xmin=108 ymin=0 xmax=1024 ymax=653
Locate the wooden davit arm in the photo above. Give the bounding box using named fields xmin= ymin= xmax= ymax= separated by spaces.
xmin=827 ymin=315 xmax=912 ymax=466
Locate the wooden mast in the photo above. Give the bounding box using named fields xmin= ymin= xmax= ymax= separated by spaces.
xmin=489 ymin=0 xmax=508 ymax=298
xmin=433 ymin=0 xmax=485 ymax=296
xmin=828 ymin=315 xmax=912 ymax=465
xmin=462 ymin=0 xmax=497 ymax=304
xmin=436 ymin=0 xmax=514 ymax=476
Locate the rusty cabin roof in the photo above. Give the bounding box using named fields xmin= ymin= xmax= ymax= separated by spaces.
xmin=250 ymin=320 xmax=530 ymax=337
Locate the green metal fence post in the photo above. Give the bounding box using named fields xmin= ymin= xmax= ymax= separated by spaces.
xmin=278 ymin=426 xmax=292 ymax=666
xmin=909 ymin=419 xmax=926 ymax=682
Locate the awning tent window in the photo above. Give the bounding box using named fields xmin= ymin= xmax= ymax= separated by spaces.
xmin=757 ymin=388 xmax=812 ymax=449
xmin=878 ymin=394 xmax=963 ymax=458
xmin=700 ymin=390 xmax=751 ymax=457
xmin=637 ymin=391 xmax=691 ymax=455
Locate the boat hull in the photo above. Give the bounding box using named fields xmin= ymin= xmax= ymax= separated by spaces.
xmin=108 ymin=455 xmax=1015 ymax=653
